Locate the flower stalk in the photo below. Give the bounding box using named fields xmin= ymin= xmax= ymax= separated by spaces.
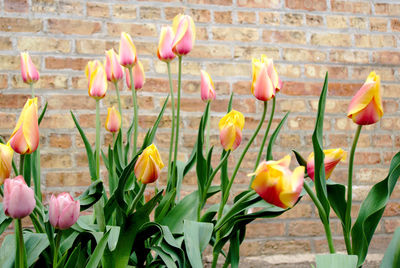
xmin=167 ymin=62 xmax=175 ymax=180
xmin=15 ymin=218 xmax=27 ymax=268
xmin=128 ymin=67 xmax=138 ymax=157
xmin=172 ymin=56 xmax=183 ymax=190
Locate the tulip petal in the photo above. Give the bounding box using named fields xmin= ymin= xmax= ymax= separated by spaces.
xmin=9 ymin=125 xmax=28 ymax=154
xmin=22 ymin=100 xmax=39 ymax=153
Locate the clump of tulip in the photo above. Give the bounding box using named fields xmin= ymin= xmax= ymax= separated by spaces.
xmin=49 ymin=193 xmax=80 ymax=230
xmin=3 ymin=176 xmax=35 ymax=219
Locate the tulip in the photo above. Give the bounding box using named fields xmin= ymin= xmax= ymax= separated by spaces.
xmin=105 ymin=49 xmax=124 ymax=83
xmin=105 ymin=106 xmax=121 ymax=133
xmin=119 ymin=32 xmax=137 ymax=68
xmin=134 ymin=144 xmax=164 ymax=184
xmin=347 ymin=71 xmax=383 ymax=125
xmin=157 ymin=26 xmax=176 ymax=62
xmin=307 ymin=148 xmax=347 ymax=181
xmin=9 ymin=98 xmax=39 ymax=155
xmin=172 ymin=14 xmax=196 ymax=56
xmin=250 ymin=155 xmax=304 ymax=209
xmin=20 ymin=52 xmax=39 ymax=84
xmin=200 ymin=70 xmax=216 ymax=102
xmin=125 ymin=60 xmax=145 ymax=90
xmin=49 ymin=192 xmax=80 ymax=230
xmin=86 ymin=60 xmax=107 ymax=99
xmin=219 ymin=110 xmax=245 ymax=151
xmin=251 ymin=55 xmax=282 ymax=101
xmin=3 ymin=176 xmax=35 ymax=219
xmin=0 ymin=143 xmax=13 ymax=185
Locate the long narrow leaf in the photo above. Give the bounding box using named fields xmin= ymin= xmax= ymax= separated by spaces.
xmin=381 ymin=227 xmax=400 ymax=268
xmin=266 ymin=112 xmax=289 ymax=160
xmin=38 ymin=101 xmax=48 ymax=125
xmin=85 ymin=230 xmax=110 ymax=268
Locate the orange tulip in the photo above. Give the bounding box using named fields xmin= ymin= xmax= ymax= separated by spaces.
xmin=125 ymin=60 xmax=145 ymax=90
xmin=306 ymin=148 xmax=346 ymax=181
xmin=0 ymin=143 xmax=14 ymax=185
xmin=157 ymin=26 xmax=176 ymax=62
xmin=9 ymin=98 xmax=39 ymax=155
xmin=251 ymin=55 xmax=281 ymax=101
xmin=20 ymin=52 xmax=39 ymax=84
xmin=219 ymin=110 xmax=245 ymax=151
xmin=105 ymin=106 xmax=121 ymax=133
xmin=86 ymin=60 xmax=107 ymax=99
xmin=250 ymin=155 xmax=304 ymax=209
xmin=200 ymin=70 xmax=216 ymax=102
xmin=172 ymin=14 xmax=196 ymax=56
xmin=119 ymin=32 xmax=137 ymax=68
xmin=105 ymin=49 xmax=124 ymax=83
xmin=347 ymin=71 xmax=383 ymax=125
xmin=134 ymin=144 xmax=164 ymax=184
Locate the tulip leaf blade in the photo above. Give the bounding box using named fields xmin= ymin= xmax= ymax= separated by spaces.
xmin=315 ymin=254 xmax=358 ymax=268
xmin=292 ymin=149 xmax=308 ymax=167
xmin=351 ymin=150 xmax=400 ymax=267
xmin=220 ymin=93 xmax=234 ymax=197
xmin=266 ymin=112 xmax=289 ymax=161
xmin=63 ymin=243 xmax=81 ymax=268
xmin=381 ymin=227 xmax=400 ymax=268
xmin=78 ymin=180 xmax=104 ymax=211
xmin=183 ymin=220 xmax=213 ymax=268
xmin=0 ymin=204 xmax=12 ymax=236
xmin=85 ymin=230 xmax=110 ymax=268
xmin=326 ymin=180 xmax=347 ymax=230
xmin=38 ymin=101 xmax=48 ymax=125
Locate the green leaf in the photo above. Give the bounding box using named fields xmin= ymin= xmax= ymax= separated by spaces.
xmin=23 ymin=154 xmax=31 ymax=186
xmin=155 ymin=189 xmax=177 ymax=222
xmin=106 ymin=225 xmax=120 ymax=251
xmin=351 ymin=151 xmax=400 ymax=267
xmin=311 ymin=73 xmax=330 ymax=217
xmin=63 ymin=243 xmax=81 ymax=268
xmin=78 ymin=180 xmax=104 ymax=211
xmin=38 ymin=101 xmax=48 ymax=125
xmin=326 ymin=180 xmax=347 ymax=229
xmin=227 ymin=92 xmax=234 ymax=112
xmin=381 ymin=227 xmax=400 ymax=268
xmin=183 ymin=220 xmax=213 ymax=268
xmin=71 ymin=111 xmax=96 ymax=179
xmin=266 ymin=112 xmax=289 ymax=160
xmin=0 ymin=204 xmax=12 ymax=236
xmin=315 ymin=254 xmax=358 ymax=268
xmin=152 ymin=246 xmax=177 ymax=268
xmin=292 ymin=149 xmax=308 ymax=167
xmin=85 ymin=230 xmax=110 ymax=268
xmin=60 ymin=232 xmax=79 ymax=254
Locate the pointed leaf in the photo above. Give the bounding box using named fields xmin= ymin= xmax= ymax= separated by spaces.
xmin=38 ymin=101 xmax=48 ymax=125
xmin=183 ymin=220 xmax=213 ymax=268
xmin=381 ymin=227 xmax=400 ymax=268
xmin=85 ymin=230 xmax=110 ymax=268
xmin=266 ymin=112 xmax=289 ymax=160
xmin=316 ymin=254 xmax=358 ymax=268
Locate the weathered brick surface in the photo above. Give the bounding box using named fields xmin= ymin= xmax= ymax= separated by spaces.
xmin=0 ymin=0 xmax=399 ymax=262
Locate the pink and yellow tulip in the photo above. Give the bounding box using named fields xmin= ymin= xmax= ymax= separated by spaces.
xmin=105 ymin=106 xmax=121 ymax=133
xmin=119 ymin=32 xmax=137 ymax=68
xmin=134 ymin=144 xmax=164 ymax=184
xmin=20 ymin=52 xmax=39 ymax=84
xmin=172 ymin=14 xmax=196 ymax=56
xmin=307 ymin=148 xmax=347 ymax=181
xmin=3 ymin=176 xmax=35 ymax=219
xmin=86 ymin=60 xmax=107 ymax=99
xmin=0 ymin=143 xmax=13 ymax=185
xmin=157 ymin=26 xmax=176 ymax=62
xmin=105 ymin=49 xmax=124 ymax=83
xmin=251 ymin=55 xmax=282 ymax=101
xmin=219 ymin=110 xmax=245 ymax=151
xmin=49 ymin=192 xmax=80 ymax=230
xmin=250 ymin=155 xmax=304 ymax=209
xmin=9 ymin=98 xmax=39 ymax=155
xmin=126 ymin=60 xmax=145 ymax=90
xmin=200 ymin=70 xmax=216 ymax=102
xmin=347 ymin=71 xmax=383 ymax=125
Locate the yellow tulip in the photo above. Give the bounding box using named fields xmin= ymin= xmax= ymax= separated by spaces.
xmin=219 ymin=110 xmax=245 ymax=151
xmin=134 ymin=144 xmax=164 ymax=184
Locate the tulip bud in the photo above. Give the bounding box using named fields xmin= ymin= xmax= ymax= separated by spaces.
xmin=3 ymin=176 xmax=35 ymax=219
xmin=49 ymin=192 xmax=80 ymax=230
xmin=200 ymin=70 xmax=216 ymax=102
xmin=119 ymin=32 xmax=137 ymax=68
xmin=0 ymin=143 xmax=13 ymax=185
xmin=307 ymin=148 xmax=346 ymax=181
xmin=250 ymin=155 xmax=304 ymax=209
xmin=125 ymin=60 xmax=145 ymax=90
xmin=134 ymin=144 xmax=164 ymax=184
xmin=219 ymin=110 xmax=245 ymax=151
xmin=105 ymin=49 xmax=124 ymax=83
xmin=105 ymin=106 xmax=121 ymax=133
xmin=157 ymin=26 xmax=176 ymax=62
xmin=251 ymin=55 xmax=282 ymax=101
xmin=347 ymin=71 xmax=383 ymax=125
xmin=9 ymin=98 xmax=39 ymax=155
xmin=86 ymin=60 xmax=107 ymax=100
xmin=20 ymin=52 xmax=39 ymax=84
xmin=172 ymin=14 xmax=196 ymax=56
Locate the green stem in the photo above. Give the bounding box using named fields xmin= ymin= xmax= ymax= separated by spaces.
xmin=30 ymin=82 xmax=42 ymax=201
xmin=211 ymin=251 xmax=219 ymax=268
xmin=167 ymin=62 xmax=175 ymax=181
xmin=128 ymin=67 xmax=138 ymax=158
xmin=206 ymin=101 xmax=211 ymax=153
xmin=53 ymin=231 xmax=62 ymax=268
xmin=172 ymin=56 xmax=183 ymax=190
xmin=130 ymin=183 xmax=146 ymax=214
xmin=113 ymin=81 xmax=124 ymax=161
xmin=15 ymin=219 xmax=27 ymax=268
xmin=344 ymin=124 xmax=362 ymax=254
xmin=256 ymin=97 xmax=275 ymax=169
xmin=19 ymin=154 xmax=25 ymax=176
xmin=94 ymin=100 xmax=105 ymax=232
xmin=30 ymin=83 xmax=34 ymax=98
xmin=303 ymin=182 xmax=335 ymax=253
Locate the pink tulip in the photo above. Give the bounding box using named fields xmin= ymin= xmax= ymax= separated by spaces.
xmin=0 ymin=143 xmax=13 ymax=185
xmin=125 ymin=60 xmax=145 ymax=90
xmin=219 ymin=110 xmax=245 ymax=151
xmin=119 ymin=32 xmax=137 ymax=68
xmin=49 ymin=192 xmax=80 ymax=230
xmin=105 ymin=106 xmax=121 ymax=133
xmin=157 ymin=26 xmax=176 ymax=62
xmin=172 ymin=14 xmax=196 ymax=56
xmin=105 ymin=49 xmax=124 ymax=83
xmin=307 ymin=148 xmax=346 ymax=181
xmin=85 ymin=60 xmax=107 ymax=100
xmin=251 ymin=55 xmax=282 ymax=101
xmin=3 ymin=176 xmax=35 ymax=219
xmin=200 ymin=70 xmax=216 ymax=102
xmin=20 ymin=52 xmax=39 ymax=84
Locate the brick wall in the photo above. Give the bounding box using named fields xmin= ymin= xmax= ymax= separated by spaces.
xmin=0 ymin=0 xmax=399 ymax=260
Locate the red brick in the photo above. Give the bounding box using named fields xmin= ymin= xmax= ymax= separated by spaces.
xmin=373 ymin=51 xmax=400 ymax=65
xmin=107 ymin=22 xmax=156 ymax=37
xmin=4 ymin=0 xmax=28 ymax=12
xmin=0 ymin=18 xmax=42 ymax=32
xmin=286 ymin=0 xmax=326 ymax=11
xmin=264 ymin=30 xmax=306 ymax=44
xmin=214 ymin=11 xmax=232 ymax=24
xmin=187 ymin=0 xmax=232 ymax=5
xmin=45 ymin=57 xmax=88 ymax=71
xmin=47 ymin=19 xmax=101 ymax=35
xmin=331 ymin=0 xmax=371 ymax=14
xmin=238 ymin=0 xmax=280 ymax=8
